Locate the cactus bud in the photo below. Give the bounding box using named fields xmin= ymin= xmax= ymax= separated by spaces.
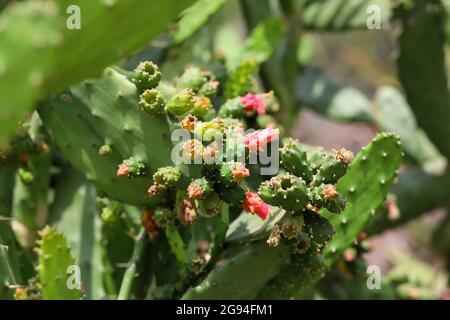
xmin=116 ymin=157 xmax=146 ymax=178
xmin=332 ymin=148 xmax=354 ymax=164
xmin=139 ymin=89 xmax=165 ymax=114
xmin=231 ymin=162 xmax=250 ymax=183
xmin=153 ymin=166 xmax=181 ymax=189
xmin=218 ymin=162 xmax=249 ymax=187
xmin=240 ymin=93 xmax=267 ymax=115
xmin=133 ymin=61 xmax=161 ymax=92
xmin=14 ymin=287 xmax=28 ymax=300
xmin=187 ymin=178 xmax=212 ymax=200
xmin=180 ymin=114 xmax=198 ymax=132
xmin=177 ymin=66 xmax=213 ymax=92
xmin=192 ymin=96 xmax=213 ymax=118
xmin=141 ymin=209 xmax=159 ymax=241
xmin=281 ymin=138 xmax=313 ymax=182
xmin=243 ymin=191 xmax=270 ymax=220
xmin=310 ymin=184 xmax=347 ymax=214
xmin=203 ymin=143 xmax=220 ymax=163
xmin=165 ymin=88 xmax=195 ymax=116
xmin=182 ymin=139 xmax=204 ymax=161
xmin=100 ymin=201 xmax=123 ymax=223
xmin=18 ymin=167 xmax=34 ymax=185
xmin=218 ymin=98 xmax=245 ymax=119
xmin=224 ymin=59 xmax=258 ymax=98
xmin=98 ymin=144 xmax=112 ymax=156
xmin=147 ymin=184 xmax=163 ymax=198
xmin=199 ymin=80 xmax=219 ymax=97
xmin=193 ymin=120 xmax=223 ymax=143
xmin=178 ymin=198 xmax=197 ymax=225
xmin=243 ymin=128 xmax=279 ymax=153
xmin=258 ymin=174 xmax=308 ymax=212
xmin=153 ymin=207 xmax=177 ymax=228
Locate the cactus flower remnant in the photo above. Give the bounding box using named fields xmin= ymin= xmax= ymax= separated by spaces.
xmin=243 ymin=192 xmax=270 ymax=220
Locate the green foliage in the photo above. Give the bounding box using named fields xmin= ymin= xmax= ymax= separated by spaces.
xmin=36 ymin=226 xmax=81 ymax=300
xmin=0 ymin=0 xmax=448 ymax=301
xmin=397 ymin=1 xmax=450 ymax=160
xmin=297 ymin=67 xmax=373 ymax=122
xmin=0 ymin=0 xmax=193 ymax=146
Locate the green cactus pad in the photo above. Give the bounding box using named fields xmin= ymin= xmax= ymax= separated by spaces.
xmin=39 ymin=67 xmax=174 ymax=206
xmin=35 ymin=226 xmax=81 ymax=300
xmin=182 ymin=241 xmax=289 ymax=300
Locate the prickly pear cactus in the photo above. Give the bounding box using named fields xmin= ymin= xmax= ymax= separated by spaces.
xmin=35 ymin=227 xmax=81 ymax=300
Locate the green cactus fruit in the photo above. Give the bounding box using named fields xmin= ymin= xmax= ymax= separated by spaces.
xmin=153 ymin=207 xmax=177 ymax=229
xmin=303 ymin=212 xmax=335 ymax=255
xmin=35 ymin=226 xmax=81 ymax=300
xmin=280 ymin=215 xmax=304 ymax=240
xmin=191 ymin=96 xmax=214 ymax=119
xmin=117 ymin=157 xmax=146 ymax=179
xmin=177 ymin=66 xmax=213 ymax=92
xmin=310 ymin=184 xmax=347 ymax=214
xmin=198 ymin=80 xmax=219 ymax=98
xmin=217 ymin=162 xmax=250 ymax=188
xmin=193 ymin=119 xmax=223 ymax=143
xmin=258 ymin=174 xmax=308 ymax=212
xmin=98 ymin=144 xmax=112 ymax=156
xmin=313 ymin=148 xmax=354 ymax=185
xmin=132 ymin=61 xmax=161 ymax=92
xmin=187 ymin=178 xmax=212 ymax=200
xmin=100 ymin=201 xmax=123 ymax=224
xmin=196 ymin=192 xmax=222 ymax=218
xmin=139 ymin=89 xmax=165 ymax=115
xmin=218 ymin=98 xmax=245 ymax=119
xmin=280 ymin=138 xmax=313 ymax=182
xmin=17 ymin=167 xmax=34 ymax=185
xmin=165 ymin=88 xmax=196 ymax=116
xmin=153 ymin=166 xmax=182 ymax=189
xmin=224 ymin=59 xmax=259 ymax=99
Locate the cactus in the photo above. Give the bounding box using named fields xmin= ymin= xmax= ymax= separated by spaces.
xmin=1 ymin=0 xmax=447 ymax=300
xmin=397 ymin=1 xmax=450 ymax=160
xmin=35 ymin=226 xmax=81 ymax=300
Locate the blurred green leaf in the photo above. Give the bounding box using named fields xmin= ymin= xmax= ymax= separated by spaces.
xmin=0 ymin=0 xmax=192 ymax=146
xmin=302 ymin=0 xmax=391 ymax=31
xmin=297 ymin=67 xmax=373 ymax=122
xmin=172 ymin=0 xmax=226 ymax=45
